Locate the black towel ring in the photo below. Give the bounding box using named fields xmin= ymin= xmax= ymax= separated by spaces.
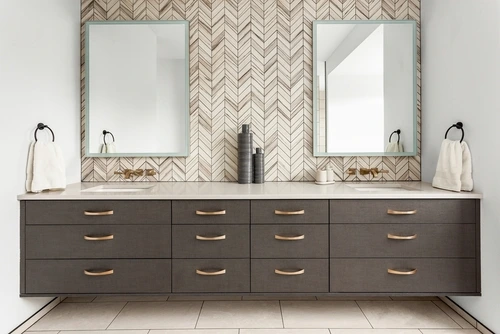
xmin=389 ymin=129 xmax=401 ymax=144
xmin=34 ymin=123 xmax=55 ymax=142
xmin=444 ymin=122 xmax=464 ymax=143
xmin=103 ymin=130 xmax=115 ymax=145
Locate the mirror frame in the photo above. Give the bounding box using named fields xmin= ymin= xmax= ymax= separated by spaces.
xmin=84 ymin=20 xmax=190 ymax=158
xmin=312 ymin=20 xmax=417 ymax=157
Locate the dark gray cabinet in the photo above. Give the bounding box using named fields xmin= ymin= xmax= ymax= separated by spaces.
xmin=20 ymin=198 xmax=481 ymax=296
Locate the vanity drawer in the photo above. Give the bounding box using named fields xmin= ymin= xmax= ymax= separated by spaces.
xmin=330 ymin=200 xmax=476 ymax=224
xmin=25 ymin=201 xmax=171 ymax=225
xmin=251 ymin=200 xmax=328 ymax=224
xmin=330 ymin=224 xmax=476 ymax=258
xmin=26 ymin=225 xmax=171 ymax=259
xmin=172 ymin=259 xmax=250 ymax=293
xmin=251 ymin=225 xmax=329 ymax=258
xmin=172 ymin=200 xmax=250 ymax=225
xmin=251 ymin=259 xmax=329 ymax=293
xmin=25 ymin=259 xmax=171 ymax=294
xmin=172 ymin=225 xmax=249 ymax=258
xmin=330 ymin=258 xmax=477 ymax=293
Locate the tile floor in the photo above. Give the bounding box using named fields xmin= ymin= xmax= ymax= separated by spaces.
xmin=24 ymin=296 xmax=482 ymax=334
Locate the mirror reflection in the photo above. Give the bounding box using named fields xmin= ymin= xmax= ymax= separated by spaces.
xmin=313 ymin=21 xmax=416 ymax=156
xmin=86 ymin=21 xmax=189 ymax=157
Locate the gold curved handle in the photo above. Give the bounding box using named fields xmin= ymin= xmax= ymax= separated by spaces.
xmin=84 ymin=269 xmax=114 ymax=276
xmin=196 ymin=269 xmax=226 ymax=276
xmin=84 ymin=235 xmax=114 ymax=241
xmin=387 ymin=233 xmax=417 ymax=240
xmin=196 ymin=235 xmax=226 ymax=241
xmin=387 ymin=268 xmax=417 ymax=275
xmin=274 ymin=269 xmax=305 ymax=276
xmin=274 ymin=234 xmax=305 ymax=241
xmin=387 ymin=209 xmax=417 ymax=215
xmin=274 ymin=210 xmax=305 ymax=215
xmin=84 ymin=210 xmax=114 ymax=216
xmin=196 ymin=210 xmax=226 ymax=216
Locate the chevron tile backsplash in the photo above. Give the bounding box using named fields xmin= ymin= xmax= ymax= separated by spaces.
xmin=81 ymin=0 xmax=421 ymax=182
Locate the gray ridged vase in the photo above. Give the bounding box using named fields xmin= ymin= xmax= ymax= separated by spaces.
xmin=253 ymin=148 xmax=264 ymax=184
xmin=238 ymin=124 xmax=253 ymax=184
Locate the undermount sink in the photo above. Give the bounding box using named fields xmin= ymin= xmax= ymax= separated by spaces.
xmin=347 ymin=183 xmax=416 ymax=192
xmin=82 ymin=184 xmax=154 ymax=193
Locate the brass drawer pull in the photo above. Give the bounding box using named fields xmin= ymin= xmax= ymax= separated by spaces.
xmin=84 ymin=210 xmax=114 ymax=216
xmin=387 ymin=209 xmax=417 ymax=215
xmin=84 ymin=235 xmax=114 ymax=241
xmin=387 ymin=268 xmax=417 ymax=275
xmin=274 ymin=269 xmax=305 ymax=276
xmin=275 ymin=234 xmax=305 ymax=241
xmin=196 ymin=235 xmax=226 ymax=241
xmin=387 ymin=233 xmax=417 ymax=240
xmin=196 ymin=269 xmax=226 ymax=276
xmin=274 ymin=210 xmax=305 ymax=215
xmin=195 ymin=210 xmax=226 ymax=216
xmin=84 ymin=269 xmax=114 ymax=276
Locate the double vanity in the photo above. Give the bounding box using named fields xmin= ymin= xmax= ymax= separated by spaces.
xmin=19 ymin=182 xmax=481 ymax=297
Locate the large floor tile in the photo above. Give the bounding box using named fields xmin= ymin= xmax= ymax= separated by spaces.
xmin=93 ymin=296 xmax=168 ymax=302
xmin=419 ymin=330 xmax=481 ymax=334
xmin=62 ymin=297 xmax=96 ymax=303
xmin=242 ymin=296 xmax=317 ymax=301
xmin=29 ymin=302 xmax=126 ymax=331
xmin=108 ymin=301 xmax=202 ymax=330
xmin=329 ymin=330 xmax=421 ymax=334
xmin=150 ymin=330 xmax=238 ymax=334
xmin=240 ymin=330 xmax=330 ymax=334
xmin=168 ymin=295 xmax=242 ymax=301
xmin=316 ymin=296 xmax=391 ymax=301
xmin=358 ymin=301 xmax=461 ymax=329
xmin=433 ymin=301 xmax=474 ymax=329
xmin=197 ymin=301 xmax=283 ymax=329
xmin=25 ymin=332 xmax=60 ymax=334
xmin=390 ymin=296 xmax=439 ymax=301
xmin=58 ymin=331 xmax=149 ymax=334
xmin=281 ymin=301 xmax=371 ymax=329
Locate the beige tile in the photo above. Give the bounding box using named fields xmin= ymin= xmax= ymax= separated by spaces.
xmin=358 ymin=301 xmax=461 ymax=329
xmin=108 ymin=301 xmax=202 ymax=330
xmin=329 ymin=330 xmax=420 ymax=334
xmin=197 ymin=301 xmax=283 ymax=329
xmin=242 ymin=296 xmax=317 ymax=301
xmin=316 ymin=296 xmax=392 ymax=301
xmin=439 ymin=298 xmax=477 ymax=328
xmin=390 ymin=296 xmax=440 ymax=301
xmin=29 ymin=302 xmax=126 ymax=331
xmin=150 ymin=331 xmax=238 ymax=334
xmin=62 ymin=297 xmax=96 ymax=303
xmin=59 ymin=331 xmax=149 ymax=334
xmin=93 ymin=296 xmax=168 ymax=302
xmin=476 ymin=322 xmax=495 ymax=334
xmin=168 ymin=295 xmax=242 ymax=301
xmin=25 ymin=332 xmax=60 ymax=334
xmin=281 ymin=301 xmax=371 ymax=329
xmin=433 ymin=301 xmax=474 ymax=329
xmin=240 ymin=330 xmax=330 ymax=334
xmin=419 ymin=330 xmax=481 ymax=334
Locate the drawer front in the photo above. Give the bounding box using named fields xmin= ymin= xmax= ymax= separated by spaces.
xmin=251 ymin=225 xmax=329 ymax=258
xmin=251 ymin=200 xmax=328 ymax=224
xmin=330 ymin=200 xmax=476 ymax=224
xmin=251 ymin=259 xmax=329 ymax=293
xmin=172 ymin=259 xmax=250 ymax=293
xmin=172 ymin=225 xmax=249 ymax=258
xmin=26 ymin=201 xmax=171 ymax=225
xmin=26 ymin=259 xmax=171 ymax=294
xmin=331 ymin=224 xmax=475 ymax=258
xmin=172 ymin=201 xmax=250 ymax=225
xmin=330 ymin=258 xmax=477 ymax=293
xmin=26 ymin=225 xmax=171 ymax=259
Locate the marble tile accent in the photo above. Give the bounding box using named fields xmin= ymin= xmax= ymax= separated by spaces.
xmin=168 ymin=295 xmax=242 ymax=301
xmin=357 ymin=301 xmax=461 ymax=329
xmin=433 ymin=301 xmax=475 ymax=329
xmin=280 ymin=301 xmax=371 ymax=329
xmin=62 ymin=296 xmax=95 ymax=303
xmin=240 ymin=330 xmax=330 ymax=334
xmin=29 ymin=302 xmax=126 ymax=331
xmin=329 ymin=330 xmax=420 ymax=334
xmin=196 ymin=301 xmax=283 ymax=329
xmin=108 ymin=302 xmax=202 ymax=330
xmin=149 ymin=331 xmax=238 ymax=334
xmin=419 ymin=330 xmax=481 ymax=334
xmin=93 ymin=296 xmax=168 ymax=302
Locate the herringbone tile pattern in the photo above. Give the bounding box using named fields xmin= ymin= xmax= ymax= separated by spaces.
xmin=81 ymin=0 xmax=421 ymax=182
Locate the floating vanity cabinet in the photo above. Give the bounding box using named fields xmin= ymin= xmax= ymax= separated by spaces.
xmin=330 ymin=199 xmax=481 ymax=295
xmin=21 ymin=200 xmax=172 ymax=295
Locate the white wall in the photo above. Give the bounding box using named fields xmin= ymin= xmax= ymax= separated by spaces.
xmin=421 ymin=1 xmax=500 ymax=332
xmin=0 ymin=0 xmax=80 ymax=332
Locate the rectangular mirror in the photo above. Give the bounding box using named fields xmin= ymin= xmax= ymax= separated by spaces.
xmin=313 ymin=20 xmax=417 ymax=156
xmin=85 ymin=21 xmax=189 ymax=157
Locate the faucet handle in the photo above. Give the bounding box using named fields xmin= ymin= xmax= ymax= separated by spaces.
xmin=346 ymin=168 xmax=357 ymax=175
xmin=145 ymin=169 xmax=156 ymax=176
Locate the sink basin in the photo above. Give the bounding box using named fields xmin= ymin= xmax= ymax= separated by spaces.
xmin=347 ymin=184 xmax=415 ymax=192
xmin=82 ymin=184 xmax=154 ymax=193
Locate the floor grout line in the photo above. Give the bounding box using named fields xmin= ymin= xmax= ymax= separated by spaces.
xmin=279 ymin=300 xmax=285 ymax=329
xmin=355 ymin=300 xmax=374 ymax=329
xmin=194 ymin=300 xmax=205 ymax=329
xmin=431 ymin=300 xmax=464 ymax=329
xmin=105 ymin=301 xmax=128 ymax=330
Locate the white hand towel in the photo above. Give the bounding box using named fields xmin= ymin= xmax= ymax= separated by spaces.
xmin=25 ymin=142 xmax=35 ymax=192
xmin=30 ymin=142 xmax=66 ymax=192
xmin=385 ymin=142 xmax=404 ymax=152
xmin=432 ymin=139 xmax=463 ymax=192
xmin=100 ymin=144 xmax=107 ymax=153
xmin=106 ymin=143 xmax=116 ymax=153
xmin=461 ymin=141 xmax=473 ymax=191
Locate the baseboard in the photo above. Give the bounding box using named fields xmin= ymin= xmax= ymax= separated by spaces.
xmin=439 ymin=297 xmax=495 ymax=334
xmin=9 ymin=297 xmax=61 ymax=334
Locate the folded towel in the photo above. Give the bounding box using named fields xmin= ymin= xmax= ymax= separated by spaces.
xmin=25 ymin=142 xmax=35 ymax=192
xmin=100 ymin=144 xmax=107 ymax=153
xmin=29 ymin=141 xmax=66 ymax=193
xmin=106 ymin=143 xmax=116 ymax=153
xmin=461 ymin=141 xmax=473 ymax=191
xmin=385 ymin=142 xmax=404 ymax=152
xmin=432 ymin=139 xmax=463 ymax=192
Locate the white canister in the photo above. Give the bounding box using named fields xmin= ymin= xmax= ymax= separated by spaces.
xmin=326 ymin=169 xmax=334 ymax=182
xmin=315 ymin=170 xmax=327 ymax=183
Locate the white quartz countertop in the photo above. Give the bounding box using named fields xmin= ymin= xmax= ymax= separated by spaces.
xmin=17 ymin=181 xmax=482 ymax=200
